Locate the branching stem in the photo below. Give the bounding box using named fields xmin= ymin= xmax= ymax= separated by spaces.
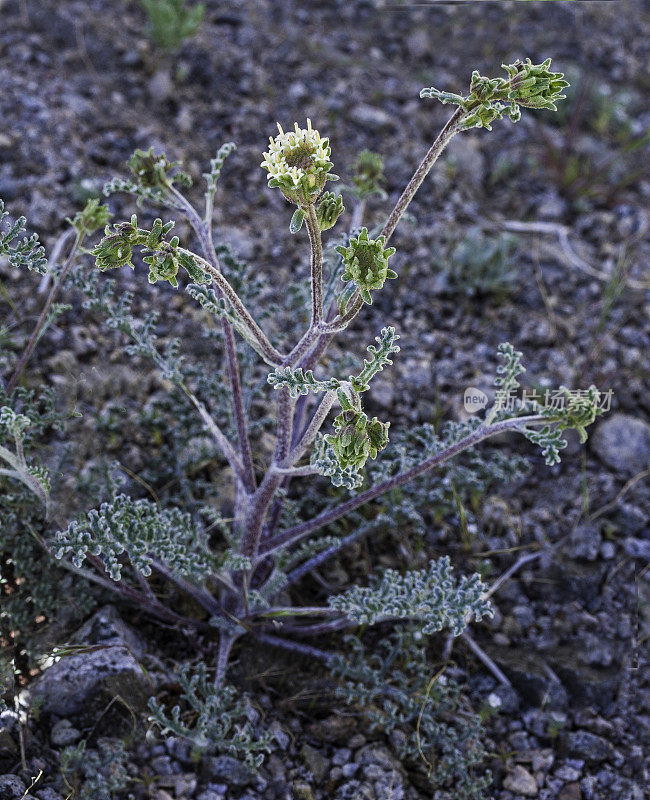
xmin=263 ymin=415 xmax=547 ymax=554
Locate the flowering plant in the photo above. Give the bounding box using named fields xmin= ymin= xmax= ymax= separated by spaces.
xmin=44 ymin=60 xmax=604 ymax=701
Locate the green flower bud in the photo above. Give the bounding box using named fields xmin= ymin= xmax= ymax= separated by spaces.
xmin=143 ymin=240 xmax=180 ymax=288
xmin=92 ymin=217 xmax=140 ymax=271
xmin=261 ymin=119 xmax=339 ymax=206
xmin=316 ymin=192 xmax=344 ymax=231
xmin=502 ymin=58 xmax=569 ymax=111
xmin=335 ymin=227 xmax=397 ymax=304
xmin=326 ymin=409 xmax=390 ymax=470
xmin=366 ymin=416 xmax=390 ymax=458
xmin=351 ymin=150 xmax=386 ymax=199
xmin=127 ymin=148 xmax=176 ymax=188
xmin=68 ymin=198 xmax=112 ymax=236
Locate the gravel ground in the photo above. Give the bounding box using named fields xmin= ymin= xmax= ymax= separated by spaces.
xmin=1 ymin=1 xmax=649 ymax=798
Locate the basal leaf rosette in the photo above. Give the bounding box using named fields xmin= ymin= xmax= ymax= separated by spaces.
xmin=336 ymin=227 xmax=397 ymax=305
xmin=261 ymin=119 xmax=338 ymax=206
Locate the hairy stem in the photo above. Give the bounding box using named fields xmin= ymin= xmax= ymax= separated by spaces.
xmin=254 ymin=632 xmax=332 ymax=663
xmin=381 ymin=107 xmax=464 ymax=243
xmin=6 ymin=229 xmax=81 ymax=395
xmin=263 ymin=414 xmax=546 ymax=554
xmin=215 ymin=631 xmax=238 ymax=687
xmin=167 ymin=187 xmax=259 ymax=494
xmin=240 ymin=389 xmax=294 ymax=560
xmin=305 ymin=203 xmax=323 ymax=325
xmin=281 ymin=389 xmax=337 ymax=467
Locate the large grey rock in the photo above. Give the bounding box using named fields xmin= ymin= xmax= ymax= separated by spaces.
xmin=559 ymin=731 xmax=614 ymax=763
xmin=591 ymin=414 xmax=650 ymax=475
xmin=0 ymin=775 xmax=26 ymax=800
xmin=29 ymin=606 xmax=150 ymax=717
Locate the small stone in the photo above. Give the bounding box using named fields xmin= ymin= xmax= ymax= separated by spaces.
xmin=555 ymin=764 xmax=582 ymax=781
xmin=363 ymin=764 xmax=384 ymax=781
xmin=557 ymin=783 xmax=582 ymax=800
xmin=341 ymin=763 xmax=359 ymax=778
xmin=50 ymin=719 xmax=82 ymax=747
xmin=600 ymin=541 xmax=616 ymax=560
xmin=201 ymin=756 xmax=253 ymax=787
xmin=29 ymin=606 xmax=150 ymax=717
xmin=532 ymin=749 xmax=555 ymax=772
xmin=151 ymin=755 xmax=174 ymax=776
xmin=580 ymin=775 xmax=598 ymax=800
xmin=0 ymin=775 xmax=27 ymax=800
xmin=268 ymin=720 xmax=290 ymax=750
xmin=300 ymin=744 xmax=329 ymax=784
xmin=148 ymin=69 xmax=174 ymax=102
xmin=35 ymin=791 xmax=63 ymax=800
xmin=623 ymin=537 xmax=650 ymax=561
xmin=503 ymin=765 xmax=538 ymax=796
xmin=196 ymin=792 xmax=224 ymax=800
xmin=306 ymin=714 xmax=357 ymax=743
xmin=590 ymin=414 xmax=650 ymax=475
xmin=292 ymin=781 xmax=316 ymax=800
xmin=332 ymin=748 xmax=352 ymax=766
xmin=348 ymin=734 xmax=366 ymax=749
xmin=350 ymin=104 xmax=395 ymax=132
xmin=567 ymin=524 xmax=601 ymax=562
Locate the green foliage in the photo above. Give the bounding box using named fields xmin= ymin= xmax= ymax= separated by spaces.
xmin=350 ymin=149 xmax=387 ymax=200
xmin=67 ymin=198 xmax=112 ymax=236
xmin=522 ymin=386 xmax=606 ymax=465
xmin=326 ymin=409 xmax=390 ymax=471
xmin=61 ymin=739 xmax=133 ymax=800
xmin=0 ymin=405 xmax=50 ymax=510
xmin=104 ymin=148 xmax=192 ymax=207
xmin=309 ymin=433 xmax=365 ymax=490
xmin=5 ymin=59 xmax=600 ymax=707
xmin=315 ymin=191 xmax=345 ymax=231
xmin=92 ymin=214 xmax=208 ymax=287
xmin=54 ymin=494 xmax=226 ymax=582
xmin=331 ymin=628 xmax=491 ymax=799
xmin=149 ymin=662 xmax=272 ymax=766
xmin=204 ymin=142 xmax=237 ymax=218
xmin=261 ymin=119 xmax=339 ymax=206
xmin=440 ymin=229 xmax=517 ymax=299
xmin=140 ymin=0 xmax=204 ymax=53
xmin=0 ymin=199 xmax=47 ymax=274
xmin=268 ymin=326 xmax=399 ymax=397
xmin=329 ymin=557 xmax=492 ymax=635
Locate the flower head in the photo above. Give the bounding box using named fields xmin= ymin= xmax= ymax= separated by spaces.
xmin=261 ymin=119 xmax=338 ymax=206
xmin=336 ymin=227 xmax=397 ymax=304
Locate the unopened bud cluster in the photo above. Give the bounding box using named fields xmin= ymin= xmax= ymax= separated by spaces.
xmin=336 ymin=228 xmax=397 ymax=305
xmin=92 ymin=215 xmax=203 ymax=287
xmin=326 ymin=409 xmax=390 ymax=470
xmin=421 ymin=57 xmax=569 ymax=131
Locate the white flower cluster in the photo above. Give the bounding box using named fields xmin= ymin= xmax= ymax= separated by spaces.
xmin=260 ymin=119 xmax=336 ymax=203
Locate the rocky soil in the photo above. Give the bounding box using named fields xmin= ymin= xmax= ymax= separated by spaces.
xmin=1 ymin=1 xmax=649 ymax=799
